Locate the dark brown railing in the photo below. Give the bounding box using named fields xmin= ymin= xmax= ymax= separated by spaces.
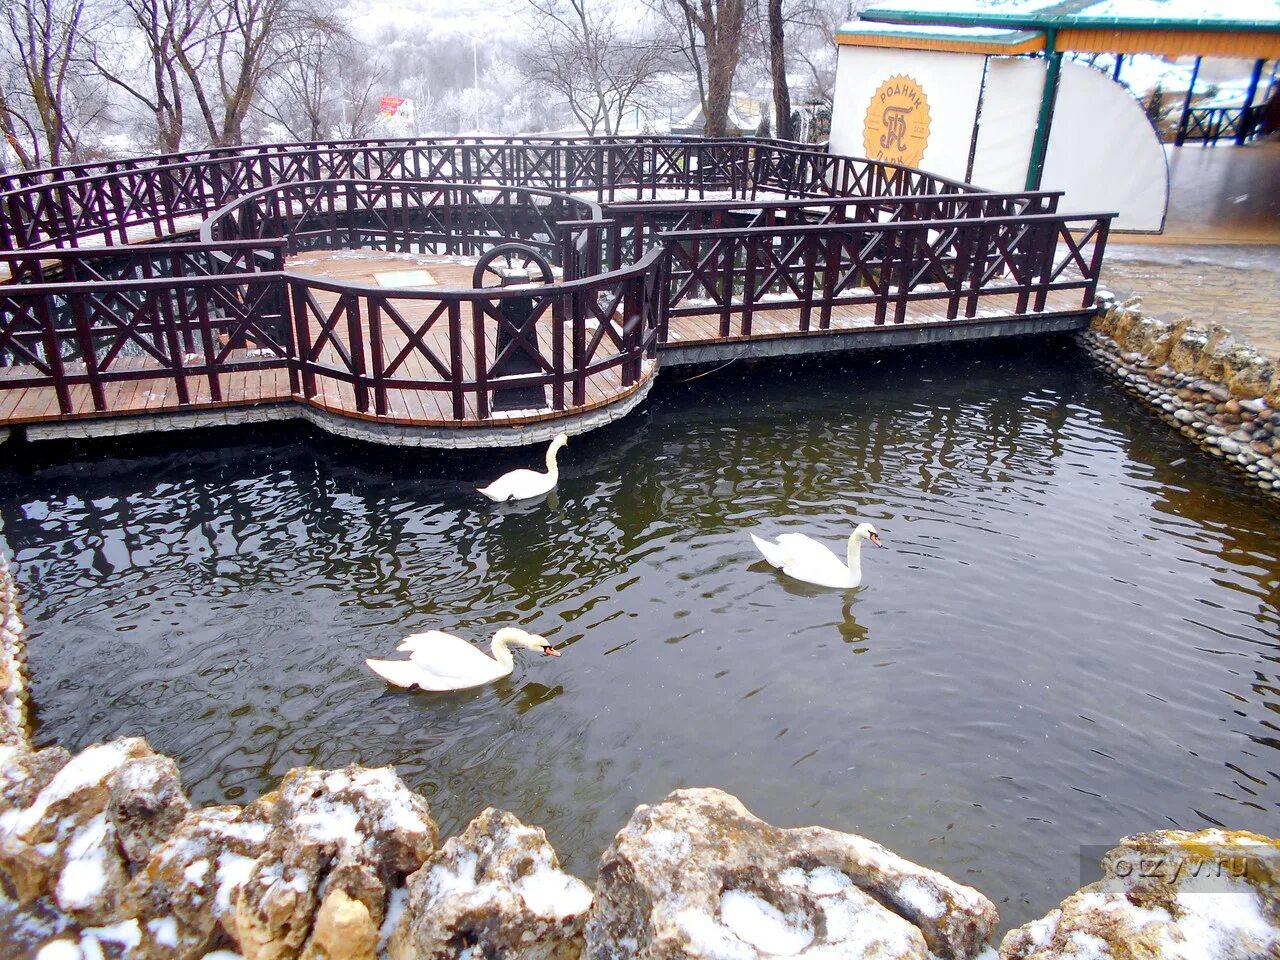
xmin=288 ymin=249 xmax=664 ymax=420
xmin=202 ymin=180 xmax=603 ymax=259
xmin=0 ymin=137 xmax=980 ymax=252
xmin=603 ymin=191 xmax=1063 ymax=266
xmin=660 ymin=212 xmax=1110 ymax=338
xmin=0 ymin=272 xmax=291 ymax=415
xmin=0 ymin=136 xmax=1111 ymax=431
xmin=0 ymin=248 xmax=664 ymax=422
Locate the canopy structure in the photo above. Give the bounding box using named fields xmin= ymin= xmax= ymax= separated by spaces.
xmin=850 ymin=0 xmax=1280 ymax=58
xmin=833 ymin=0 xmax=1280 ymax=223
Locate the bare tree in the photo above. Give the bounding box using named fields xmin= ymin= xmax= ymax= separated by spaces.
xmin=650 ymin=0 xmax=747 ymax=136
xmin=2 ymin=0 xmax=93 ymax=166
xmin=90 ymin=0 xmax=208 ymax=153
xmin=255 ymin=22 xmax=385 ymax=141
xmin=524 ymin=0 xmax=673 ymax=136
xmin=165 ymin=0 xmax=334 ymax=146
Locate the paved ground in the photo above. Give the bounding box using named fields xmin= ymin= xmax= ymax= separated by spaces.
xmin=1100 ymin=243 xmax=1280 ymax=361
xmin=1099 ymin=139 xmax=1279 ymax=361
xmin=1131 ymin=141 xmax=1280 ymax=245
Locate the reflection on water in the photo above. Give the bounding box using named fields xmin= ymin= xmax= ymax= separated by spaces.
xmin=1 ymin=338 xmax=1277 ymax=930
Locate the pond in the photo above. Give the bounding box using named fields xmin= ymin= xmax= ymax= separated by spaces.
xmin=1 ymin=337 xmax=1277 ymax=931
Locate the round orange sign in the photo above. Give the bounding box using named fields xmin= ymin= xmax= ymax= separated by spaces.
xmin=863 ymin=75 xmax=931 ymax=167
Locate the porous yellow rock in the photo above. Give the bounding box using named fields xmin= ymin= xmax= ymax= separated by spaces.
xmin=301 ymin=888 xmax=379 ymax=960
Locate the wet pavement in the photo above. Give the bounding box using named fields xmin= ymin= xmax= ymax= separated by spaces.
xmin=1100 ymin=243 xmax=1280 ymax=361
xmin=1099 ymin=139 xmax=1279 ymax=360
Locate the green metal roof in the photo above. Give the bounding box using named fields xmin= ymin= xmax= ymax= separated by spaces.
xmin=858 ymin=0 xmax=1280 ymax=35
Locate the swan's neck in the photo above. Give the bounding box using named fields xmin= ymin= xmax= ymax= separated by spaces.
xmin=544 ymin=440 xmax=564 ymax=475
xmin=489 ymin=631 xmax=519 ymax=669
xmin=846 ymin=535 xmax=864 ymax=576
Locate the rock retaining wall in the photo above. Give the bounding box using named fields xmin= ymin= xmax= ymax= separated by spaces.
xmin=1084 ymin=295 xmax=1280 ymax=499
xmin=0 ymin=525 xmax=27 ymax=747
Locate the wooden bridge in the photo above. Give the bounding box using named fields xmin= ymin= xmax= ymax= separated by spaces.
xmin=0 ymin=137 xmax=1112 ymax=447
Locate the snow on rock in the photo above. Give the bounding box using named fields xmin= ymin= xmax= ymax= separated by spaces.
xmin=0 ymin=745 xmax=70 ymax=814
xmin=34 ymin=939 xmax=85 ymax=960
xmin=106 ymin=752 xmax=191 ymax=869
xmin=117 ymin=803 xmax=273 ymax=960
xmin=0 ymin=744 xmax=438 ymax=960
xmin=584 ymin=787 xmax=998 ymax=960
xmin=1000 ymin=828 xmax=1280 ymax=960
xmin=0 ymin=739 xmax=156 ymax=920
xmin=388 ymin=807 xmax=593 ymax=960
xmin=718 ymin=889 xmax=814 ymax=955
xmin=226 ymin=764 xmax=437 ymax=960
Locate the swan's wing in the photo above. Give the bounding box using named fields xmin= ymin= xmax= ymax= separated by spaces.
xmin=396 ymin=630 xmax=463 ymax=654
xmin=773 ymin=533 xmax=834 ymax=564
xmin=400 ymin=634 xmax=501 ymax=672
xmin=773 ymin=534 xmax=854 ymax=588
xmin=366 ymin=657 xmax=496 ymax=691
xmin=780 ymin=562 xmax=855 ymax=590
xmin=478 ymin=468 xmax=547 ymax=502
xmin=750 ymin=532 xmax=789 ymax=568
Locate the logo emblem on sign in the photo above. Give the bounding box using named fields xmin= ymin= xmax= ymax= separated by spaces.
xmin=863 ymin=75 xmax=931 ymax=167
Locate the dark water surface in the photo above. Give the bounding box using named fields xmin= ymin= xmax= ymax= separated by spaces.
xmin=2 ymin=339 xmax=1277 ymax=930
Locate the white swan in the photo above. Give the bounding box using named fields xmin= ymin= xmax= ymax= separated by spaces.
xmin=478 ymin=433 xmax=569 ymax=502
xmin=750 ymin=522 xmax=883 ymax=589
xmin=366 ymin=627 xmax=560 ymax=692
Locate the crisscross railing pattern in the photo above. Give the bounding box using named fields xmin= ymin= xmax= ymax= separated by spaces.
xmin=203 ymin=180 xmax=602 ymax=261
xmin=661 ymin=212 xmax=1111 ymax=336
xmin=603 ymin=191 xmax=1062 ymax=265
xmin=0 ymin=273 xmax=291 ymax=414
xmin=286 ymin=248 xmax=663 ymax=421
xmin=0 ymin=137 xmax=983 ymax=252
xmin=0 ymin=136 xmax=1112 ymax=434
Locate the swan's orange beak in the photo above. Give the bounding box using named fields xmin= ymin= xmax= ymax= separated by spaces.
xmin=543 ymin=646 xmax=562 ymax=657
xmin=869 ymin=532 xmax=883 ymax=547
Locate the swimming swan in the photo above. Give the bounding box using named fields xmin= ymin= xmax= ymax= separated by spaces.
xmin=750 ymin=522 xmax=883 ymax=589
xmin=478 ymin=433 xmax=569 ymax=502
xmin=366 ymin=627 xmax=561 ymax=691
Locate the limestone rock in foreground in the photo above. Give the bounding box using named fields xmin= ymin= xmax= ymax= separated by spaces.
xmin=389 ymin=807 xmax=593 ymax=960
xmin=118 ymin=803 xmax=273 ymax=959
xmin=585 ymin=787 xmax=997 ymax=960
xmin=0 ymin=738 xmax=164 ymax=924
xmin=226 ymin=764 xmax=438 ymax=960
xmin=1000 ymin=829 xmax=1280 ymax=960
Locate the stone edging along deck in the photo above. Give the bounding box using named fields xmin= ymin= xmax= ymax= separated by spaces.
xmin=1083 ymin=293 xmax=1280 ymax=500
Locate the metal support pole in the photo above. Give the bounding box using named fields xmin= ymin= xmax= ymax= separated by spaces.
xmin=1112 ymin=54 xmax=1123 ymax=82
xmin=1175 ymin=56 xmax=1202 ymax=147
xmin=1024 ymin=29 xmax=1061 ymax=191
xmin=1237 ymin=58 xmax=1265 ymax=145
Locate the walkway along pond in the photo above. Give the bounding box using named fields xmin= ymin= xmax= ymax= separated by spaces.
xmin=0 ymin=137 xmax=1111 ymax=447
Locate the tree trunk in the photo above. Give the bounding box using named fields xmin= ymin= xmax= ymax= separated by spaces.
xmin=767 ymin=0 xmax=792 ymax=140
xmin=697 ymin=0 xmax=745 ymax=137
xmin=704 ymin=55 xmax=733 ymax=136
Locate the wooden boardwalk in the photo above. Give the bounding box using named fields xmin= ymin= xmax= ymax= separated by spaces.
xmin=0 ymin=250 xmax=1087 ymax=430
xmin=0 ymin=249 xmax=650 ymax=429
xmin=0 ymin=137 xmax=1113 ymax=446
xmin=0 ymin=234 xmax=1101 ymax=443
